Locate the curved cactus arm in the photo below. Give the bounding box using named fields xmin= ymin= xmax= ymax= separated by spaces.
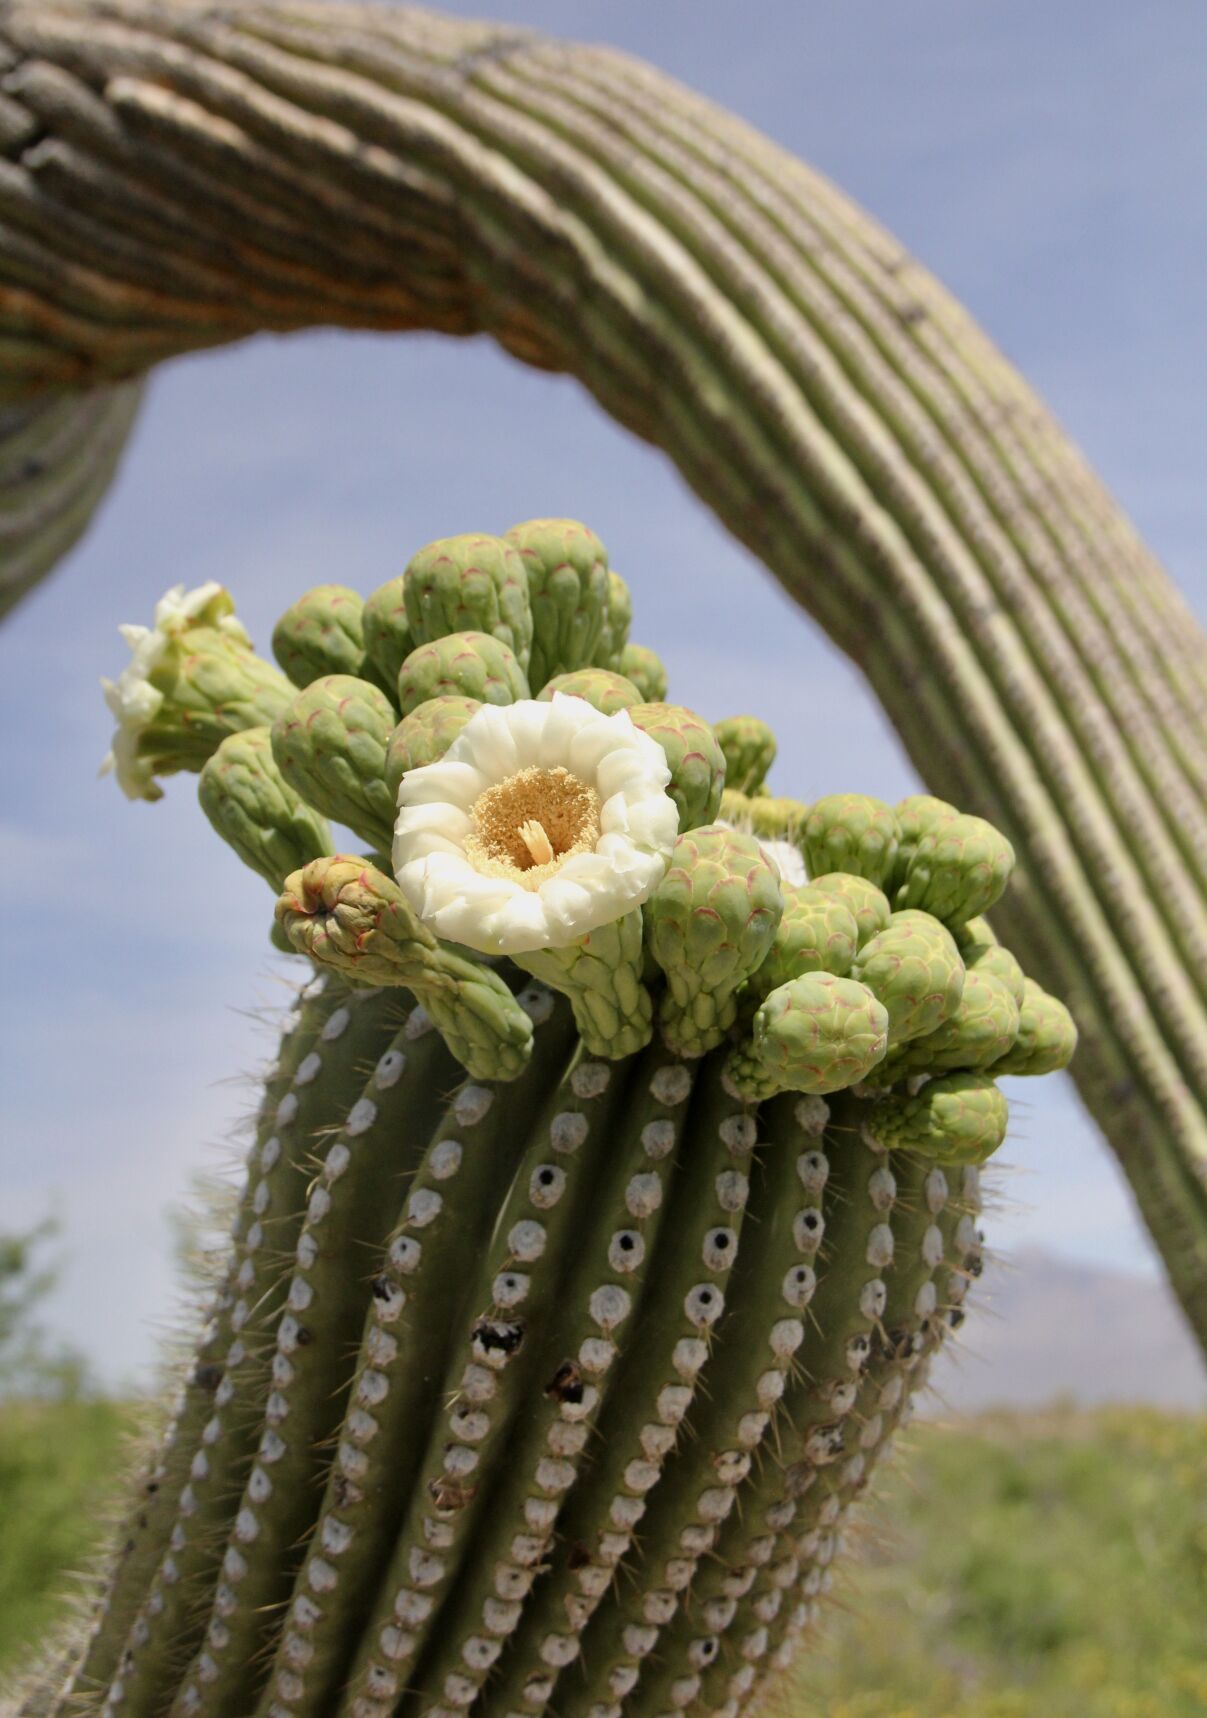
xmin=164 ymin=1007 xmax=457 ymax=1718
xmin=1 ymin=0 xmax=1202 ymax=1333
xmin=338 ymin=1045 xmax=637 ymax=1713
xmin=252 ymin=987 xmax=577 ymax=1718
xmin=83 ymin=982 xmax=405 ymax=1718
xmin=486 ymin=1057 xmax=754 ymax=1718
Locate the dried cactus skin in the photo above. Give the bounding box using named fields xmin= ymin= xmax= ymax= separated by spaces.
xmin=628 ymin=702 xmax=727 ymax=831
xmin=505 ymin=517 xmax=612 ymax=688
xmin=617 ymin=642 xmax=669 ymax=702
xmin=725 ymin=972 xmax=890 ymax=1101
xmin=802 ymin=792 xmax=901 ymax=889
xmin=198 ymin=726 xmax=332 ymax=890
xmin=276 ymin=856 xmax=535 ymax=1081
xmin=866 ymin=1071 xmax=1010 ymax=1163
xmin=271 ymin=584 xmax=375 ymax=690
xmin=991 ymin=976 xmax=1079 ymax=1075
xmin=646 ymin=826 xmax=783 ymax=1056
xmin=270 ymin=673 xmax=398 ymax=852
xmin=713 ymin=715 xmax=778 ymax=796
xmin=397 ymin=629 xmax=530 ymax=714
xmin=894 ymin=812 xmax=1016 ymax=926
xmin=851 ymin=907 xmax=966 ymax=1044
xmin=384 ymin=694 xmax=482 ymax=803
xmin=402 ymin=533 xmax=535 ymax=672
xmin=536 ymin=666 xmax=643 ymax=714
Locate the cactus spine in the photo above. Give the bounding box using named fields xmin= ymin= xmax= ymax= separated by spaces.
xmin=21 ymin=516 xmax=1077 ymax=1718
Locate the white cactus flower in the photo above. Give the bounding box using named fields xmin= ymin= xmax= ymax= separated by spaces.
xmin=100 ymin=582 xmax=249 ymax=801
xmin=758 ymin=838 xmax=807 ymax=887
xmin=393 ymin=695 xmax=679 ymax=954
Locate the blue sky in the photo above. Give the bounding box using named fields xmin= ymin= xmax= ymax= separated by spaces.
xmin=2 ymin=0 xmax=1204 ymax=1386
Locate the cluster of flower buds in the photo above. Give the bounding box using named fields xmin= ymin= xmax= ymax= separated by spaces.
xmin=103 ymin=519 xmax=1076 ymax=1161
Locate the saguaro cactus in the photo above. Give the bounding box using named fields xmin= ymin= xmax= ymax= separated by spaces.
xmin=17 ymin=520 xmax=1075 ymax=1717
xmin=0 ymin=2 xmax=1200 ymax=1345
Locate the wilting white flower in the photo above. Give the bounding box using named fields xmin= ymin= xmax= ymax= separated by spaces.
xmin=758 ymin=838 xmax=807 ymax=887
xmin=100 ymin=582 xmax=249 ymax=801
xmin=393 ymin=695 xmax=679 ymax=954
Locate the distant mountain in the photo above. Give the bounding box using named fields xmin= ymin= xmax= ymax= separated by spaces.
xmin=924 ymin=1247 xmax=1207 ymax=1413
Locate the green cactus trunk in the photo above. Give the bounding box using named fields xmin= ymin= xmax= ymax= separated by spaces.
xmin=34 ymin=986 xmax=976 ymax=1718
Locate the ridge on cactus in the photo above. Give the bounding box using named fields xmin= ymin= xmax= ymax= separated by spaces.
xmin=46 ymin=515 xmax=1077 ymax=1718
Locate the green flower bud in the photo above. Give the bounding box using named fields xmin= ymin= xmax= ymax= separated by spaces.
xmin=889 ymin=793 xmax=960 ymax=892
xmin=964 ymin=939 xmax=1026 ymax=1006
xmin=198 ymin=727 xmax=332 ymax=891
xmin=593 ymin=569 xmax=633 ymax=668
xmin=865 ymin=1072 xmax=1009 ymax=1164
xmin=851 ymin=908 xmax=965 ymax=1044
xmin=745 ymin=795 xmax=810 ymax=846
xmin=402 ymin=533 xmax=534 ymax=672
xmin=646 ymin=825 xmax=783 ymax=1056
xmin=878 ymin=969 xmax=1020 ymax=1083
xmin=397 ymin=631 xmax=529 ymax=716
xmin=628 ymin=702 xmax=726 ymax=831
xmin=726 ymin=973 xmax=889 ymax=1102
xmin=955 ymin=914 xmax=1000 ymax=952
xmin=276 ymin=856 xmax=534 ymax=1081
xmin=504 ymin=517 xmax=611 ymax=688
xmin=807 ymin=872 xmax=892 ymax=947
xmin=991 ymin=978 xmax=1078 ymax=1076
xmin=362 ymin=575 xmax=414 ymax=691
xmin=803 ymin=793 xmax=900 ymax=888
xmin=271 ymin=585 xmax=373 ymax=691
xmin=384 ymin=696 xmax=481 ymax=805
xmin=713 ymin=715 xmax=778 ymax=796
xmin=536 ymin=668 xmax=643 ymax=715
xmin=271 ymin=674 xmax=397 ymax=852
xmin=895 ymin=813 xmax=1015 ymax=925
xmin=515 ymin=909 xmax=652 ymax=1059
xmin=617 ymin=642 xmax=668 ymax=702
xmin=101 ymin=582 xmax=292 ymax=801
xmin=747 ymin=882 xmax=860 ymax=1002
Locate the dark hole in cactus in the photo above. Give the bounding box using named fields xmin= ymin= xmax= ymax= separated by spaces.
xmin=700 ymin=1638 xmax=719 ymax=1663
xmin=473 ymin=1317 xmax=524 ymax=1356
xmin=193 ymin=1362 xmax=223 ymax=1391
xmin=950 ymin=1307 xmax=966 ymax=1328
xmin=545 ymin=1359 xmax=585 ymax=1404
xmin=295 ymin=1324 xmax=313 ymax=1345
xmin=371 ymin=1273 xmax=393 ymax=1301
xmin=970 ymin=1254 xmax=985 ymax=1278
xmin=567 ymin=1541 xmax=592 ymax=1570
xmin=801 ymin=1211 xmax=821 ymax=1234
xmin=619 ymin=1234 xmax=636 ymax=1251
xmin=537 ymin=1168 xmax=557 ymax=1186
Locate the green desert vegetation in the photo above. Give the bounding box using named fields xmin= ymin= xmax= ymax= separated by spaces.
xmin=3 ymin=1388 xmax=1203 ymax=1716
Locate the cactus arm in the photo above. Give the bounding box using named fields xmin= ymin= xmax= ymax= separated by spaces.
xmin=252 ymin=986 xmax=576 ymax=1718
xmin=402 ymin=1043 xmax=696 ymax=1715
xmin=166 ymin=1004 xmax=457 ymax=1718
xmin=85 ymin=980 xmax=403 ymax=1718
xmin=338 ymin=1045 xmax=637 ymax=1713
xmin=54 ymin=977 xmax=339 ymax=1709
xmin=485 ymin=1056 xmax=752 ymax=1718
xmin=1 ymin=0 xmax=1197 ymax=1329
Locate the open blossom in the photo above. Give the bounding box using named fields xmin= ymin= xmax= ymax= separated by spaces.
xmin=101 ymin=582 xmax=251 ymax=801
xmin=393 ymin=695 xmax=679 ymax=954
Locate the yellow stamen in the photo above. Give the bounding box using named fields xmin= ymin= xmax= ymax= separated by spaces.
xmin=465 ymin=765 xmax=602 ymax=890
xmin=518 ymin=819 xmax=555 ymax=867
